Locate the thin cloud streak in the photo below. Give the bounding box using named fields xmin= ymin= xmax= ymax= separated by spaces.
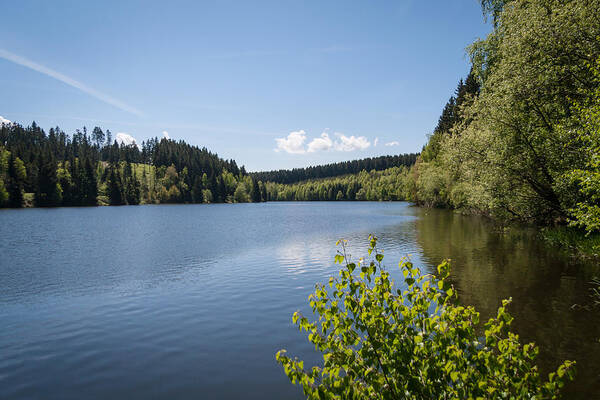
xmin=207 ymin=50 xmax=284 ymax=60
xmin=0 ymin=48 xmax=144 ymax=117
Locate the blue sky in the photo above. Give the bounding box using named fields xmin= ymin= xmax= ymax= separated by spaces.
xmin=0 ymin=1 xmax=490 ymax=171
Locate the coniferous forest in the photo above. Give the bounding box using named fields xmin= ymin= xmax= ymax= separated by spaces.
xmin=3 ymin=1 xmax=600 ymax=399
xmin=251 ymin=154 xmax=418 ymax=184
xmin=0 ymin=121 xmax=419 ymax=208
xmin=3 ymin=0 xmax=600 ymax=241
xmin=0 ymin=123 xmax=261 ymax=207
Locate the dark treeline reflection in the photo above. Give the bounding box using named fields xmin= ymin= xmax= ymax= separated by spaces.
xmin=410 ymin=208 xmax=600 ymax=398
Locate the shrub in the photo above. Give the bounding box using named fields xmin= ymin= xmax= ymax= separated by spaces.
xmin=276 ymin=236 xmax=575 ymax=399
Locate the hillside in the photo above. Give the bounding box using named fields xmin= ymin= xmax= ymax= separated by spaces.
xmin=252 ymin=153 xmax=417 ymax=184
xmin=0 ymin=122 xmax=262 ymax=207
xmin=262 ymin=166 xmax=412 ymax=202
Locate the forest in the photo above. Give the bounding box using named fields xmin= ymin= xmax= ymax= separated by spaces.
xmin=251 ymin=154 xmax=417 ymax=184
xmin=262 ymin=167 xmax=411 ymax=202
xmin=0 ymin=121 xmax=418 ymax=208
xmin=402 ymin=0 xmax=600 ymax=236
xmin=3 ymin=0 xmax=600 ymax=241
xmin=269 ymin=0 xmax=600 ymax=238
xmin=0 ymin=123 xmax=265 ymax=207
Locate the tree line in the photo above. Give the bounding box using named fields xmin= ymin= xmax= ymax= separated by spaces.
xmin=262 ymin=167 xmax=412 ymax=202
xmin=264 ymin=0 xmax=600 ymax=239
xmin=0 ymin=122 xmax=264 ymax=207
xmin=0 ymin=120 xmax=421 ymax=208
xmin=251 ymin=154 xmax=418 ymax=184
xmin=4 ymin=0 xmax=600 ymax=235
xmin=402 ymin=0 xmax=600 ymax=234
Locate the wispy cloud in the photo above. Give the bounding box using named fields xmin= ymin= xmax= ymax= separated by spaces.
xmin=0 ymin=48 xmax=144 ymax=117
xmin=162 ymin=130 xmax=170 ymax=139
xmin=207 ymin=50 xmax=284 ymax=60
xmin=385 ymin=141 xmax=400 ymax=147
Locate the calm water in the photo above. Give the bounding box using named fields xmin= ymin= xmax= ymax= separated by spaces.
xmin=0 ymin=202 xmax=598 ymax=399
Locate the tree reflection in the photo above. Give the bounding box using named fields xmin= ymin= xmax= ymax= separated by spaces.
xmin=413 ymin=208 xmax=600 ymax=398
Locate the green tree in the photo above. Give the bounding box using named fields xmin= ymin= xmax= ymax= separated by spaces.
xmin=0 ymin=149 xmax=8 ymax=206
xmin=57 ymin=161 xmax=74 ymax=205
xmin=92 ymin=126 xmax=105 ymax=147
xmin=479 ymin=0 xmax=510 ymax=26
xmin=8 ymin=154 xmax=27 ymax=207
xmin=234 ymin=182 xmax=250 ymax=203
xmin=422 ymin=0 xmax=600 ymax=222
xmin=108 ymin=167 xmax=125 ymax=205
xmin=192 ymin=176 xmax=204 ymax=203
xmin=36 ymin=152 xmax=62 ymax=207
xmin=251 ymin=178 xmax=261 ymax=202
xmin=562 ymin=59 xmax=600 ymax=232
xmin=202 ymin=188 xmax=213 ymax=203
xmin=0 ymin=178 xmax=8 ymax=206
xmin=277 ymin=237 xmax=574 ymax=399
xmin=125 ymin=172 xmax=141 ymax=205
xmin=83 ymin=158 xmax=98 ymax=206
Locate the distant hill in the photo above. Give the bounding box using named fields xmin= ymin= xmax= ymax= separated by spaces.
xmin=0 ymin=120 xmax=260 ymax=207
xmin=251 ymin=154 xmax=419 ymax=184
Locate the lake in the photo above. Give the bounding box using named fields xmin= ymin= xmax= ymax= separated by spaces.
xmin=1 ymin=202 xmax=598 ymax=399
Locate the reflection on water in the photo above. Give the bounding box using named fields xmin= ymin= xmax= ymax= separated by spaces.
xmin=0 ymin=203 xmax=598 ymax=399
xmin=412 ymin=208 xmax=600 ymax=398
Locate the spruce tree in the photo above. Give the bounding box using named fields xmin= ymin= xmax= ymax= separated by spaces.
xmin=251 ymin=178 xmax=261 ymax=203
xmin=108 ymin=167 xmax=125 ymax=205
xmin=83 ymin=157 xmax=98 ymax=206
xmin=36 ymin=151 xmax=61 ymax=207
xmin=8 ymin=154 xmax=26 ymax=207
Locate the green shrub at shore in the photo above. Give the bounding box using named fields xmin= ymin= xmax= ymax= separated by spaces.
xmin=277 ymin=237 xmax=575 ymax=399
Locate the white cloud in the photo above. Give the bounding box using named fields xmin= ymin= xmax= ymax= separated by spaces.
xmin=385 ymin=141 xmax=400 ymax=147
xmin=0 ymin=48 xmax=143 ymax=117
xmin=275 ymin=130 xmax=307 ymax=154
xmin=307 ymin=132 xmax=333 ymax=152
xmin=374 ymin=137 xmax=379 ymax=147
xmin=0 ymin=116 xmax=12 ymax=126
xmin=115 ymin=132 xmax=139 ymax=148
xmin=162 ymin=130 xmax=170 ymax=139
xmin=275 ymin=130 xmax=373 ymax=154
xmin=334 ymin=133 xmax=371 ymax=152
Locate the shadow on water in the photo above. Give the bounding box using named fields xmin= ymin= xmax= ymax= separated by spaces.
xmin=411 ymin=207 xmax=600 ymax=399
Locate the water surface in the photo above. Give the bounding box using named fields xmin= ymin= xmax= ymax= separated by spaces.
xmin=0 ymin=203 xmax=598 ymax=399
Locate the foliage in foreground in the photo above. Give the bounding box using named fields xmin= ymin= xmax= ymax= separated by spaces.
xmin=276 ymin=237 xmax=575 ymax=399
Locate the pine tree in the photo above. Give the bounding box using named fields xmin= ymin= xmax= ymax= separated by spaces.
xmin=192 ymin=176 xmax=203 ymax=203
xmin=260 ymin=182 xmax=267 ymax=202
xmin=92 ymin=127 xmax=105 ymax=148
xmin=251 ymin=178 xmax=261 ymax=202
xmin=36 ymin=151 xmax=61 ymax=206
xmin=8 ymin=154 xmax=26 ymax=207
xmin=83 ymin=157 xmax=98 ymax=206
xmin=108 ymin=167 xmax=125 ymax=205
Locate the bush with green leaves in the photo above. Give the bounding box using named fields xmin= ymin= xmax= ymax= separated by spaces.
xmin=276 ymin=237 xmax=575 ymax=399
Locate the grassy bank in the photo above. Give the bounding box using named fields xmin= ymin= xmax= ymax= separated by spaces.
xmin=540 ymin=226 xmax=600 ymax=259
